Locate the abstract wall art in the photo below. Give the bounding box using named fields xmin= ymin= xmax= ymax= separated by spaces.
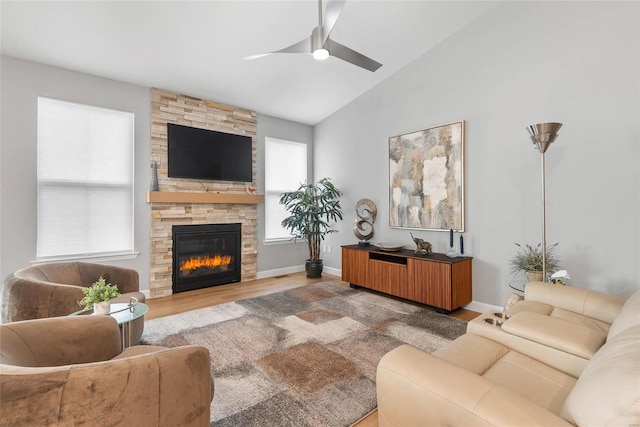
xmin=389 ymin=121 xmax=465 ymax=231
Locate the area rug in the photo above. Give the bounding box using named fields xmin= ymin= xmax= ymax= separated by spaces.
xmin=141 ymin=279 xmax=467 ymax=427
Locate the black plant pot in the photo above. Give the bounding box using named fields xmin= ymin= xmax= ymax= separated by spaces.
xmin=305 ymin=259 xmax=323 ymax=278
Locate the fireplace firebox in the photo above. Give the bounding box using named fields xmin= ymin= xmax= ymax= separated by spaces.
xmin=172 ymin=223 xmax=241 ymax=293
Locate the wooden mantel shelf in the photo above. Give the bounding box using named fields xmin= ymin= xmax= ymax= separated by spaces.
xmin=146 ymin=191 xmax=264 ymax=205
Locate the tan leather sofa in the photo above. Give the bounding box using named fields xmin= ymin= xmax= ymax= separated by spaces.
xmin=2 ymin=262 xmax=146 ymax=343
xmin=0 ymin=315 xmax=213 ymax=426
xmin=467 ymin=281 xmax=626 ymax=377
xmin=377 ymin=285 xmax=640 ymax=426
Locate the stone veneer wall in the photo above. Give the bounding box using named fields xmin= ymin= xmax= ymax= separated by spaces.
xmin=149 ymin=88 xmax=257 ymax=297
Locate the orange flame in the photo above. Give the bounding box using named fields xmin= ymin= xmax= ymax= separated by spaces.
xmin=180 ymin=254 xmax=232 ymax=272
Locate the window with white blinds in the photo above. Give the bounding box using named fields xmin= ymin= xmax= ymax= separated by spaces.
xmin=36 ymin=97 xmax=135 ymax=259
xmin=264 ymin=137 xmax=307 ymax=241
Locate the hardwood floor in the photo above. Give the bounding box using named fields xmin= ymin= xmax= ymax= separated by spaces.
xmin=145 ymin=272 xmax=327 ymax=320
xmin=145 ymin=272 xmax=480 ymax=427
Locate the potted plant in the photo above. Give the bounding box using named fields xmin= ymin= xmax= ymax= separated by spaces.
xmin=78 ymin=277 xmax=121 ymax=314
xmin=509 ymin=242 xmax=560 ymax=282
xmin=279 ymin=177 xmax=343 ymax=278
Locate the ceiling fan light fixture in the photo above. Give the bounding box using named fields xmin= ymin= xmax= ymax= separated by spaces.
xmin=313 ymin=48 xmax=329 ymax=61
xmin=245 ymin=0 xmax=381 ymax=71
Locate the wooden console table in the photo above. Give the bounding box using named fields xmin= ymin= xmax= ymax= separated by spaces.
xmin=342 ymin=245 xmax=472 ymax=312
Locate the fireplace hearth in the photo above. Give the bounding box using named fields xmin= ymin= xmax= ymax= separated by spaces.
xmin=172 ymin=223 xmax=241 ymax=293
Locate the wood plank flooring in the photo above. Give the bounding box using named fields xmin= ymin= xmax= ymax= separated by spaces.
xmin=145 ymin=272 xmax=480 ymax=426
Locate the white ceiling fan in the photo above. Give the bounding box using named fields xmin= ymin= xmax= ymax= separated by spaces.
xmin=245 ymin=0 xmax=382 ymax=72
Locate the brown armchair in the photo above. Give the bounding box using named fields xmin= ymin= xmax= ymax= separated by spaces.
xmin=0 ymin=316 xmax=213 ymax=426
xmin=2 ymin=262 xmax=146 ymax=342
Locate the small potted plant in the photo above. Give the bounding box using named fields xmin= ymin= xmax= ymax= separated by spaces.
xmin=509 ymin=242 xmax=560 ymax=282
xmin=78 ymin=277 xmax=121 ymax=314
xmin=279 ymin=177 xmax=343 ymax=278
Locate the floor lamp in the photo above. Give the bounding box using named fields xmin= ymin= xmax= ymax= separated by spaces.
xmin=526 ymin=122 xmax=562 ymax=281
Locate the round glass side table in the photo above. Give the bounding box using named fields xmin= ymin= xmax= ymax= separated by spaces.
xmin=70 ymin=300 xmax=148 ymax=348
xmin=508 ymin=280 xmax=527 ymax=294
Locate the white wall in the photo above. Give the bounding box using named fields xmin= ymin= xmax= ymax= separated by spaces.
xmin=256 ymin=114 xmax=314 ymax=275
xmin=2 ymin=2 xmax=638 ymax=305
xmin=0 ymin=56 xmax=152 ymax=287
xmin=0 ymin=57 xmax=313 ymax=288
xmin=314 ymin=1 xmax=640 ymax=306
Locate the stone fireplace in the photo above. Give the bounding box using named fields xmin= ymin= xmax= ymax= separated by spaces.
xmin=148 ymin=88 xmax=259 ymax=298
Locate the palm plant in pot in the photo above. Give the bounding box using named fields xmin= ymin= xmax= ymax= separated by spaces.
xmin=280 ymin=178 xmax=343 ymax=278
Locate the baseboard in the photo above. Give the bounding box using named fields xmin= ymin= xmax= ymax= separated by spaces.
xmin=323 ymin=266 xmax=341 ymax=277
xmin=256 ymin=265 xmax=305 ymax=279
xmin=257 ymin=265 xmax=342 ymax=280
xmin=464 ymin=300 xmax=502 ymax=313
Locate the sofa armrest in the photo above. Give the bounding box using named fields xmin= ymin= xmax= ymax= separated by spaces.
xmin=0 ymin=345 xmax=212 ymax=427
xmin=525 ymin=282 xmax=625 ymax=324
xmin=468 ymin=312 xmax=589 ymax=377
xmin=0 ymin=316 xmax=122 ymax=367
xmin=501 ymin=312 xmax=607 ymax=359
xmin=377 ymin=345 xmax=572 ymax=427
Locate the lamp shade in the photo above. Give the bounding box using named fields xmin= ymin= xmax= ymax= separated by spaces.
xmin=526 ymin=122 xmax=562 ymax=153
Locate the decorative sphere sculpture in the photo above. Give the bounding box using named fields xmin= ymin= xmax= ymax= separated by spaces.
xmin=353 ymin=199 xmax=377 ymax=245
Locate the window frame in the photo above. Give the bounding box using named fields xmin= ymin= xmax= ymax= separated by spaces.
xmin=36 ymin=96 xmax=136 ymax=262
xmin=264 ymin=137 xmax=308 ymax=243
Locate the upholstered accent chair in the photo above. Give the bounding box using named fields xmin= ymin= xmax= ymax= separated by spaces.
xmin=2 ymin=262 xmax=146 ymax=343
xmin=0 ymin=315 xmax=213 ymax=426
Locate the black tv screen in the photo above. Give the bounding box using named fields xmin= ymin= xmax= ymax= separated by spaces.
xmin=167 ymin=123 xmax=252 ymax=183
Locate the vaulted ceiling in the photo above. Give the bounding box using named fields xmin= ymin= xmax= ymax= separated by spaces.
xmin=1 ymin=1 xmax=497 ymax=125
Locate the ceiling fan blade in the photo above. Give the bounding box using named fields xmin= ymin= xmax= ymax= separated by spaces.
xmin=326 ymin=38 xmax=382 ymax=72
xmin=244 ymin=38 xmax=310 ymax=61
xmin=244 ymin=53 xmax=271 ymax=60
xmin=322 ymin=0 xmax=346 ymax=43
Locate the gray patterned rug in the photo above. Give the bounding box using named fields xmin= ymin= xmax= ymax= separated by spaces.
xmin=141 ymin=279 xmax=467 ymax=427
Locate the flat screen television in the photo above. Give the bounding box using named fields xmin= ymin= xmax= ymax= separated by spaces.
xmin=167 ymin=123 xmax=252 ymax=182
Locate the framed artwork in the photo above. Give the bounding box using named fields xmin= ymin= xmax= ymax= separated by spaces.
xmin=389 ymin=120 xmax=465 ymax=231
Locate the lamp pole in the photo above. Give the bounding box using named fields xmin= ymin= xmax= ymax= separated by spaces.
xmin=526 ymin=122 xmax=562 ymax=281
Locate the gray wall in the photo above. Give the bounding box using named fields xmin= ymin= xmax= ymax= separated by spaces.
xmin=0 ymin=57 xmax=314 ymax=288
xmin=256 ymin=113 xmax=314 ymax=276
xmin=313 ymin=1 xmax=640 ymax=306
xmin=0 ymin=56 xmax=152 ymax=288
xmin=2 ymin=2 xmax=638 ymax=307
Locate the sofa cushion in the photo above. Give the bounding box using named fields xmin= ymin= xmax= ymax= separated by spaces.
xmin=607 ymin=290 xmax=640 ymax=340
xmin=467 ymin=311 xmax=589 ymax=377
xmin=436 ymin=333 xmax=577 ymax=417
xmin=561 ymin=324 xmax=640 ymax=425
xmin=483 ymin=351 xmax=577 ymax=416
xmin=550 ymin=307 xmax=611 ymax=335
xmin=501 ymin=312 xmax=607 ymax=359
xmin=433 ymin=333 xmax=508 ymax=375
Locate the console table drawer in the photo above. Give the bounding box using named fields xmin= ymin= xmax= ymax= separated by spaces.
xmin=368 ymin=259 xmax=408 ymax=299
